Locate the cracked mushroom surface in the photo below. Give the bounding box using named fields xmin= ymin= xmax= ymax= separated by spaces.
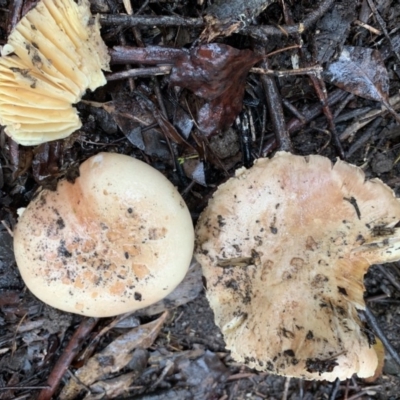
xmin=0 ymin=0 xmax=110 ymax=146
xmin=14 ymin=153 xmax=194 ymax=317
xmin=195 ymin=151 xmax=400 ymax=381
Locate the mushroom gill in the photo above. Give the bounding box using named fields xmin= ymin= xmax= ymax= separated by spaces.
xmin=0 ymin=0 xmax=110 ymax=146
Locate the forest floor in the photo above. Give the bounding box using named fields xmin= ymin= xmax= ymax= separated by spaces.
xmin=1 ymin=0 xmax=400 ymax=399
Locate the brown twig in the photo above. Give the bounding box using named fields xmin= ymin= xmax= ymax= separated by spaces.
xmin=353 ymin=19 xmax=381 ymax=35
xmin=109 ymin=46 xmax=184 ymax=65
xmin=250 ymin=65 xmax=323 ymax=77
xmin=256 ymin=46 xmax=293 ymax=153
xmin=36 ymin=317 xmax=99 ymax=400
xmin=308 ymin=74 xmax=345 ymax=158
xmin=100 ymin=14 xmax=204 ymax=28
xmin=106 ymin=66 xmax=172 ymax=81
xmin=282 ymin=98 xmax=306 ymax=123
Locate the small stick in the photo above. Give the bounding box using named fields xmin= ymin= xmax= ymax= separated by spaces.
xmin=328 ymin=378 xmax=341 ymax=400
xmin=100 ymin=14 xmax=204 ymax=28
xmin=250 ymin=65 xmax=322 ymax=77
xmin=107 ymin=66 xmax=172 ymax=81
xmin=37 ymin=317 xmax=99 ymax=400
xmin=364 ymin=307 xmax=400 ymax=368
xmin=353 ymin=19 xmax=381 ymax=35
xmin=308 ymin=73 xmax=345 ymax=158
xmin=281 ymin=377 xmax=291 ymax=400
xmin=256 ymin=47 xmax=293 ymax=153
xmin=287 ymin=90 xmax=348 ymax=134
xmin=0 ymin=386 xmax=50 ymax=391
xmin=333 ymin=94 xmax=355 ymax=120
xmin=101 ymin=0 xmax=333 ymax=40
xmin=1 ymin=220 xmax=13 ymax=237
xmin=282 ymin=98 xmax=306 ymax=123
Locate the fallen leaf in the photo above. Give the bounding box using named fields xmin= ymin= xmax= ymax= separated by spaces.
xmin=324 ymin=46 xmax=400 ymax=122
xmin=110 ymin=44 xmax=262 ymax=137
xmin=324 ymin=46 xmax=389 ymax=103
xmin=170 ymin=44 xmax=262 ymax=136
xmin=59 ymin=312 xmax=168 ymax=399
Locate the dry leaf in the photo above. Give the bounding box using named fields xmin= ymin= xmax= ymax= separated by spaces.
xmin=59 ymin=312 xmax=168 ymax=399
xmin=324 ymin=46 xmax=400 ymax=122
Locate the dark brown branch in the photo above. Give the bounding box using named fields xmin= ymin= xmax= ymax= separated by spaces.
xmin=99 ymin=14 xmax=204 ymax=28
xmin=107 ymin=66 xmax=172 ymax=81
xmin=286 ymin=89 xmax=348 ymax=134
xmin=258 ymin=57 xmax=293 ymax=153
xmin=37 ymin=317 xmax=99 ymax=400
xmin=109 ymin=46 xmax=185 ymax=65
xmin=308 ymin=73 xmax=345 ymax=158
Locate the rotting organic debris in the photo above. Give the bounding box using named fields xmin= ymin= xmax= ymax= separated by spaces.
xmin=195 ymin=151 xmax=400 ymax=381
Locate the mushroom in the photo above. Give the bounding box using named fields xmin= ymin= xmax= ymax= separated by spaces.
xmin=195 ymin=151 xmax=400 ymax=381
xmin=14 ymin=152 xmax=194 ymax=317
xmin=0 ymin=0 xmax=110 ymax=146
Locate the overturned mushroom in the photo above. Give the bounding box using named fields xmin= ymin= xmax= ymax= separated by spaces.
xmin=195 ymin=151 xmax=400 ymax=381
xmin=0 ymin=0 xmax=110 ymax=146
xmin=14 ymin=153 xmax=194 ymax=317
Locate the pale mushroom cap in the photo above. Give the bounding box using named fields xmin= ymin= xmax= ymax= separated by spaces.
xmin=0 ymin=0 xmax=110 ymax=146
xmin=14 ymin=153 xmax=194 ymax=317
xmin=195 ymin=152 xmax=400 ymax=381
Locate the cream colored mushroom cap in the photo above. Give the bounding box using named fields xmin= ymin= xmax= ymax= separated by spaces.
xmin=0 ymin=0 xmax=110 ymax=146
xmin=14 ymin=153 xmax=194 ymax=317
xmin=195 ymin=151 xmax=400 ymax=381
